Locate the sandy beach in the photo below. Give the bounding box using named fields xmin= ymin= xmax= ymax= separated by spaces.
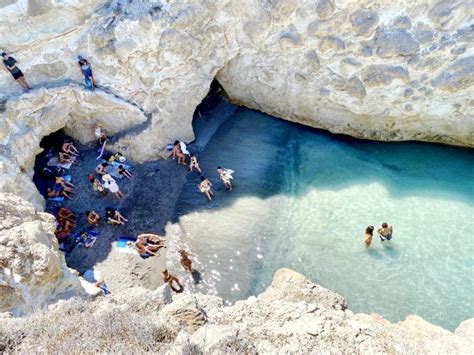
xmin=36 ymin=136 xmax=190 ymax=293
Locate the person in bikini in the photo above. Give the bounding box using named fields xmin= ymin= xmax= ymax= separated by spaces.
xmin=95 ymin=162 xmax=108 ymax=175
xmin=188 ymin=153 xmax=202 ymax=173
xmin=86 ymin=210 xmax=100 ymax=226
xmin=137 ymin=233 xmax=166 ymax=249
xmin=118 ymin=165 xmax=132 ymax=179
xmin=198 ymin=176 xmax=214 ymax=201
xmin=162 ymin=269 xmax=184 ymax=293
xmin=47 ymin=180 xmax=73 ymax=200
xmin=62 ymin=141 xmax=79 ymax=156
xmin=171 ymin=141 xmax=187 ymax=165
xmin=179 ymin=249 xmax=193 ymax=272
xmin=88 ymin=174 xmax=107 ymax=196
xmin=377 ymin=222 xmax=393 ymax=241
xmin=364 ymin=225 xmax=374 ymax=247
xmin=59 ymin=151 xmax=77 ymax=164
xmin=55 ymin=176 xmax=74 ymax=193
xmin=105 ymin=207 xmax=128 ymax=225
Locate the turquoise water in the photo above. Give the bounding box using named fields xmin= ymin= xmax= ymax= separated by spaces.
xmin=169 ymin=105 xmax=474 ymax=331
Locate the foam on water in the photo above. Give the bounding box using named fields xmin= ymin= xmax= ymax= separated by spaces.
xmin=170 ymin=106 xmax=474 ymax=330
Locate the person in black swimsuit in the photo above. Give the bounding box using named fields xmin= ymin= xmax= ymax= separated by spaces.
xmin=2 ymin=52 xmax=30 ymax=92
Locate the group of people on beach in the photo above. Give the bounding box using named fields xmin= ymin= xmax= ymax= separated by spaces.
xmin=171 ymin=140 xmax=234 ymax=201
xmin=364 ymin=222 xmax=393 ymax=247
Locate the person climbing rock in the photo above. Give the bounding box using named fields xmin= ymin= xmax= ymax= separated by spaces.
xmin=77 ymin=55 xmax=95 ymax=90
xmin=2 ymin=52 xmax=31 ymax=92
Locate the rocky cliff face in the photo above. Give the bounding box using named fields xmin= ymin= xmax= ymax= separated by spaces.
xmin=2 ymin=266 xmax=473 ymax=353
xmin=1 ymin=0 xmax=472 ymax=207
xmin=0 ymin=0 xmax=472 ymax=349
xmin=0 ymin=193 xmax=83 ymax=315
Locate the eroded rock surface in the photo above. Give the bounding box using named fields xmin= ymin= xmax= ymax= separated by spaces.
xmin=1 ymin=266 xmax=472 ymax=353
xmin=0 ymin=193 xmax=83 ymax=315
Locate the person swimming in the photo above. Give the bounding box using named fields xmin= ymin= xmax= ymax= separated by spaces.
xmin=364 ymin=225 xmax=374 ymax=247
xmin=377 ymin=222 xmax=393 ymax=241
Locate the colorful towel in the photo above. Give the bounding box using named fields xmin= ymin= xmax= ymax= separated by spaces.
xmin=116 ymin=238 xmax=138 ymax=255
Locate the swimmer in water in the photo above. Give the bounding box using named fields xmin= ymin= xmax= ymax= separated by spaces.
xmin=162 ymin=268 xmax=184 ymax=293
xmin=198 ymin=176 xmax=214 ymax=201
xmin=179 ymin=249 xmax=193 ymax=272
xmin=377 ymin=222 xmax=393 ymax=241
xmin=188 ymin=153 xmax=202 ymax=173
xmin=364 ymin=225 xmax=374 ymax=247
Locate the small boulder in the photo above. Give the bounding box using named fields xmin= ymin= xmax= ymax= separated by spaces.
xmin=350 ymin=9 xmax=379 ymax=36
xmin=374 ymin=28 xmax=420 ymax=58
xmin=361 ymin=65 xmax=410 ymax=86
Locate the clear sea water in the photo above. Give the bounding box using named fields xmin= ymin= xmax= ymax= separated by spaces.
xmin=169 ymin=103 xmax=474 ymax=331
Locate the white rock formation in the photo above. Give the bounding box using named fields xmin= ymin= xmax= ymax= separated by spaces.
xmin=2 ymin=268 xmax=472 ymax=353
xmin=0 ymin=193 xmax=83 ymax=315
xmin=0 ymin=0 xmax=472 ymax=167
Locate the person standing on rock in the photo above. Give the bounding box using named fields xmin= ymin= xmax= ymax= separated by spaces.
xmin=179 ymin=249 xmax=193 ymax=272
xmin=162 ymin=269 xmax=184 ymax=293
xmin=77 ymin=55 xmax=95 ymax=90
xmin=2 ymin=52 xmax=31 ymax=92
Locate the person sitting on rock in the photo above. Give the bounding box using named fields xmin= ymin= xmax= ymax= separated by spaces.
xmin=198 ymin=176 xmax=214 ymax=201
xmin=188 ymin=153 xmax=202 ymax=173
xmin=77 ymin=55 xmax=95 ymax=90
xmin=171 ymin=140 xmax=187 ymax=165
xmin=2 ymin=52 xmax=31 ymax=92
xmin=118 ymin=164 xmax=132 ymax=179
xmin=105 ymin=207 xmax=128 ymax=225
xmin=86 ymin=210 xmax=100 ymax=226
xmin=179 ymin=249 xmax=193 ymax=272
xmin=88 ymin=174 xmax=107 ymax=196
xmin=62 ymin=141 xmax=79 ymax=156
xmin=162 ymin=268 xmax=184 ymax=293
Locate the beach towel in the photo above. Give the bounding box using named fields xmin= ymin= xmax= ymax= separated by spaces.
xmin=48 ymin=196 xmax=64 ymax=202
xmin=179 ymin=141 xmax=190 ymax=155
xmin=101 ymin=160 xmax=132 ymax=179
xmin=47 ymin=157 xmax=73 ymax=169
xmin=116 ymin=237 xmax=139 ymax=255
